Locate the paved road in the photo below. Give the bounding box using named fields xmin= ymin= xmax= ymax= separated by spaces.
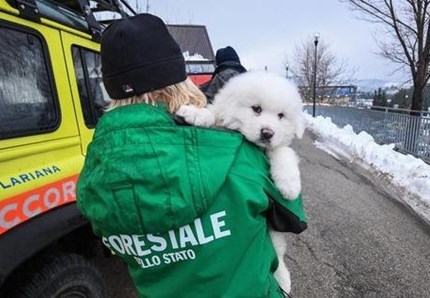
xmin=98 ymin=131 xmax=430 ymax=298
xmin=286 ymin=132 xmax=430 ymax=297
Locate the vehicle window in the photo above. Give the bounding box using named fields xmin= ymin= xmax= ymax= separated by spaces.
xmin=0 ymin=25 xmax=59 ymax=139
xmin=72 ymin=47 xmax=110 ymax=128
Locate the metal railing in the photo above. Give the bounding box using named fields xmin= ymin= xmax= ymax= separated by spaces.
xmin=304 ymin=104 xmax=430 ymax=162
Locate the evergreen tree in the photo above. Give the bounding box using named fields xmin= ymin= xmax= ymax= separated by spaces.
xmin=380 ymin=90 xmax=387 ymax=107
xmin=391 ymin=88 xmax=412 ymax=109
xmin=372 ymin=88 xmax=387 ymax=107
xmin=372 ymin=90 xmax=378 ymax=106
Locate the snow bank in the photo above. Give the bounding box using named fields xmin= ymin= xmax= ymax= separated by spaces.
xmin=304 ymin=113 xmax=430 ymax=208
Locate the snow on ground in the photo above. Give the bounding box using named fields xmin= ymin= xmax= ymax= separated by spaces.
xmin=304 ymin=112 xmax=430 ymax=222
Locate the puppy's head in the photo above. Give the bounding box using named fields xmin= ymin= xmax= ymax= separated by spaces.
xmin=213 ymin=71 xmax=305 ymax=148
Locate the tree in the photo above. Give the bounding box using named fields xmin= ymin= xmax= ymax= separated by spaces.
xmin=372 ymin=87 xmax=388 ymax=106
xmin=391 ymin=88 xmax=412 ymax=108
xmin=286 ymin=37 xmax=354 ymax=101
xmin=342 ymin=0 xmax=430 ymax=113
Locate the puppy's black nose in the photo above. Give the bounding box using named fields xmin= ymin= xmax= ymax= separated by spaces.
xmin=261 ymin=128 xmax=274 ymax=140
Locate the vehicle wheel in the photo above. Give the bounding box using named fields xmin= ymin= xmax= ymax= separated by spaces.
xmin=8 ymin=253 xmax=106 ymax=298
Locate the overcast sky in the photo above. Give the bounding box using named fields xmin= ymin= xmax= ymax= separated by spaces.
xmin=135 ymin=0 xmax=407 ymax=82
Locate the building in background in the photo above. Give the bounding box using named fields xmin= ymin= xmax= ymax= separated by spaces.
xmin=167 ymin=25 xmax=215 ymax=86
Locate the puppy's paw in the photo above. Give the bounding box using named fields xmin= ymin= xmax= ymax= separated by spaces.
xmin=278 ymin=183 xmax=302 ymax=200
xmin=275 ymin=177 xmax=301 ymax=200
xmin=176 ymin=105 xmax=215 ymax=127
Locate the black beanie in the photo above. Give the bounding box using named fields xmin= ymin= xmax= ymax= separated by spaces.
xmin=215 ymin=46 xmax=241 ymax=66
xmin=101 ymin=14 xmax=187 ymax=100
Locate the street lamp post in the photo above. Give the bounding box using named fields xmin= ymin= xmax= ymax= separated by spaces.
xmin=312 ymin=33 xmax=320 ymax=117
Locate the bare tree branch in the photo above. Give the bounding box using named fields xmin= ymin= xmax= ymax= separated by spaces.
xmin=287 ymin=37 xmax=354 ymax=101
xmin=342 ymin=0 xmax=430 ymax=110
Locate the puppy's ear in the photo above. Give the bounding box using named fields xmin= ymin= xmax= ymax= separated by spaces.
xmin=295 ymin=114 xmax=306 ymax=139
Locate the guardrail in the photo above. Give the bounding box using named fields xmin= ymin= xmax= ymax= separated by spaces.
xmin=304 ymin=104 xmax=430 ymax=162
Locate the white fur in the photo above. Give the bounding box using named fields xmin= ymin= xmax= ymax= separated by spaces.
xmin=270 ymin=229 xmax=292 ymax=293
xmin=176 ymin=71 xmax=305 ymax=293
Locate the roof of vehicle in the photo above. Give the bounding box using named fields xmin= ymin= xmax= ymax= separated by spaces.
xmin=2 ymin=0 xmax=135 ymax=40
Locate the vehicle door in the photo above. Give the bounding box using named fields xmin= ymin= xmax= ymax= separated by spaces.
xmin=0 ymin=13 xmax=81 ymax=234
xmin=61 ymin=31 xmax=108 ymax=155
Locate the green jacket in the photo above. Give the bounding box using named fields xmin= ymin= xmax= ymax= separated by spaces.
xmin=77 ymin=104 xmax=307 ymax=298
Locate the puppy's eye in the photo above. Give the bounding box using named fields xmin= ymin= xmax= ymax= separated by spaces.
xmin=252 ymin=105 xmax=262 ymax=114
xmin=278 ymin=113 xmax=285 ymax=119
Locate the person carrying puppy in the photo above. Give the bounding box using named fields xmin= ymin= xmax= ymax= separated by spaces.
xmin=77 ymin=13 xmax=307 ymax=298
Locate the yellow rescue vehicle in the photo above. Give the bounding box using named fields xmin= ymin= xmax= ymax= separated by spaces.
xmin=0 ymin=0 xmax=135 ymax=296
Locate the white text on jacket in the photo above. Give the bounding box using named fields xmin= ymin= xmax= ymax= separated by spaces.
xmin=102 ymin=210 xmax=231 ymax=268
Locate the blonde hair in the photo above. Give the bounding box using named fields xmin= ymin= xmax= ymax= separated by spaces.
xmin=107 ymin=78 xmax=207 ymax=113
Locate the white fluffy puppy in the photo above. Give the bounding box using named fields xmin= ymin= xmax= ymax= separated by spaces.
xmin=176 ymin=71 xmax=305 ymax=293
xmin=178 ymin=71 xmax=305 ymax=198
